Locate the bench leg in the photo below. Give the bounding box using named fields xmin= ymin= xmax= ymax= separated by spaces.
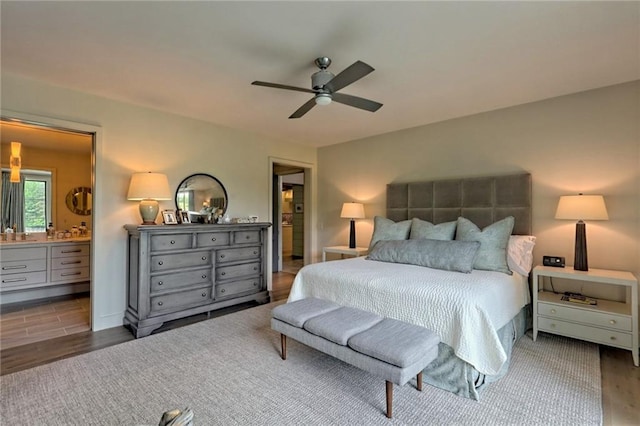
xmin=417 ymin=372 xmax=423 ymax=391
xmin=386 ymin=380 xmax=393 ymax=418
xmin=280 ymin=333 xmax=287 ymax=360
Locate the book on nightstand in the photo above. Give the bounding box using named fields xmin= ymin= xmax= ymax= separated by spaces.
xmin=561 ymin=292 xmax=597 ymax=305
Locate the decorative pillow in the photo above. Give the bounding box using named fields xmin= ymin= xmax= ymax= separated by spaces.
xmin=368 ymin=216 xmax=411 ymax=250
xmin=507 ymin=235 xmax=536 ymax=276
xmin=409 ymin=218 xmax=456 ymax=241
xmin=367 ymin=239 xmax=480 ymax=273
xmin=455 ymin=216 xmax=515 ymax=275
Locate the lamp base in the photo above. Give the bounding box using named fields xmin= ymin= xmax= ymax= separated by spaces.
xmin=573 ymin=220 xmax=588 ymax=271
xmin=349 ymin=219 xmax=356 ymax=249
xmin=139 ymin=199 xmax=160 ymax=225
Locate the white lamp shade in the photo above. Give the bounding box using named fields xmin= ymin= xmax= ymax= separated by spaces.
xmin=555 ymin=195 xmax=608 ymax=221
xmin=127 ymin=172 xmax=172 ymax=201
xmin=340 ymin=202 xmax=365 ymax=219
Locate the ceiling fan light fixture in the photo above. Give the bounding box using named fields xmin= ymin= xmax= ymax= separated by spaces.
xmin=315 ymin=94 xmax=332 ymax=106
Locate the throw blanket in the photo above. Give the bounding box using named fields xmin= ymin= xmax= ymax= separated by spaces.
xmin=288 ymin=257 xmax=529 ymax=375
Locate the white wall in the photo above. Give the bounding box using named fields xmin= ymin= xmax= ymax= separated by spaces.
xmin=318 ymin=81 xmax=640 ymax=279
xmin=1 ymin=73 xmax=317 ymax=330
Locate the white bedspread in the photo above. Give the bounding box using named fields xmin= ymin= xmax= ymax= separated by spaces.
xmin=288 ymin=257 xmax=530 ymax=375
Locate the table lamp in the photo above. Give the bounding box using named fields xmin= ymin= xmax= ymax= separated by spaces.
xmin=555 ymin=194 xmax=608 ymax=271
xmin=340 ymin=202 xmax=365 ymax=249
xmin=127 ymin=172 xmax=172 ymax=225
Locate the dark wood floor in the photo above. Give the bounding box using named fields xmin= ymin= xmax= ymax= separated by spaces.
xmin=1 ymin=271 xmax=638 ymax=425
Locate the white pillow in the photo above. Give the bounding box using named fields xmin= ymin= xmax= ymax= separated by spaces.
xmin=507 ymin=235 xmax=536 ymax=276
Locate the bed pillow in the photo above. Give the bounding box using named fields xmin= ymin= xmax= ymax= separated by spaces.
xmin=367 ymin=239 xmax=480 ymax=273
xmin=455 ymin=216 xmax=514 ymax=275
xmin=507 ymin=235 xmax=536 ymax=276
xmin=409 ymin=218 xmax=457 ymax=241
xmin=368 ymin=216 xmax=412 ymax=250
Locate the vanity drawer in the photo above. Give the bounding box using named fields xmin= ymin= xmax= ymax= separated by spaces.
xmin=538 ymin=302 xmax=631 ymax=332
xmin=51 ymin=244 xmax=90 ymax=258
xmin=50 ymin=266 xmax=90 ymax=282
xmin=51 ymin=256 xmax=90 ymax=270
xmin=234 ymin=230 xmax=261 ymax=244
xmin=216 ymin=246 xmax=260 ymax=264
xmin=1 ymin=271 xmax=47 ymax=290
xmin=196 ymin=232 xmax=231 ymax=248
xmin=151 ymin=268 xmax=212 ymax=292
xmin=151 ymin=250 xmax=212 ymax=272
xmin=216 ymin=277 xmax=262 ymax=299
xmin=150 ymin=234 xmax=192 ymax=251
xmin=537 ymin=316 xmax=632 ymax=349
xmin=216 ymin=262 xmax=261 ymax=281
xmin=1 ymin=247 xmax=46 ymax=262
xmin=1 ymin=258 xmax=47 ymax=274
xmin=150 ymin=287 xmax=212 ymax=314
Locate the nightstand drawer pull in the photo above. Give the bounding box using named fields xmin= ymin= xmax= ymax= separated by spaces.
xmin=202 ymin=293 xmax=207 ymax=297
xmin=170 ymin=240 xmax=175 ymax=244
xmin=610 ymin=336 xmax=617 ymax=341
xmin=202 ymin=256 xmax=207 ymax=261
xmin=211 ymin=237 xmax=216 ymax=241
xmin=202 ymin=275 xmax=207 ymax=279
xmin=609 ymin=320 xmax=616 ymax=325
xmin=550 ymin=309 xmax=556 ymax=314
xmin=158 ymin=301 xmax=163 ymax=306
xmin=158 ymin=281 xmax=163 ymax=285
xmin=158 ymin=261 xmax=164 ymax=266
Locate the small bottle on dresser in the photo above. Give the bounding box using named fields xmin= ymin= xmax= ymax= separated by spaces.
xmin=47 ymin=222 xmax=55 ymax=239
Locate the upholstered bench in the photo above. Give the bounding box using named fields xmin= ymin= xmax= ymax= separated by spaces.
xmin=271 ymin=298 xmax=439 ymax=418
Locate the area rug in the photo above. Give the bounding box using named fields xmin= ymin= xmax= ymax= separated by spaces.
xmin=1 ymin=302 xmax=602 ymax=425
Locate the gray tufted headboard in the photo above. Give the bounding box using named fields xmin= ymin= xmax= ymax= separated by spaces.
xmin=386 ymin=173 xmax=532 ymax=235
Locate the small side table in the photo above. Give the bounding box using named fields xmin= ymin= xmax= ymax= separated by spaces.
xmin=322 ymin=246 xmax=368 ymax=262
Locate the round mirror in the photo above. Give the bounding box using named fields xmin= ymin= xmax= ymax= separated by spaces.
xmin=175 ymin=173 xmax=228 ymax=219
xmin=65 ymin=187 xmax=92 ymax=215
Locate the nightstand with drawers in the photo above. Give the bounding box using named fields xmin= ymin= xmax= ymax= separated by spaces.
xmin=532 ymin=265 xmax=638 ymax=366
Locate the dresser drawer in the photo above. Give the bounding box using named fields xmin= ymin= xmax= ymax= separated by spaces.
xmin=216 ymin=278 xmax=262 ymax=299
xmin=151 ymin=268 xmax=212 ymax=292
xmin=196 ymin=232 xmax=231 ymax=248
xmin=538 ymin=302 xmax=631 ymax=332
xmin=150 ymin=287 xmax=212 ymax=314
xmin=1 ymin=271 xmax=47 ymax=290
xmin=51 ymin=256 xmax=90 ymax=270
xmin=216 ymin=262 xmax=261 ymax=281
xmin=151 ymin=251 xmax=211 ymax=272
xmin=537 ymin=316 xmax=632 ymax=349
xmin=50 ymin=266 xmax=90 ymax=282
xmin=216 ymin=246 xmax=260 ymax=264
xmin=150 ymin=234 xmax=192 ymax=251
xmin=51 ymin=244 xmax=90 ymax=258
xmin=234 ymin=230 xmax=261 ymax=244
xmin=1 ymin=258 xmax=47 ymax=274
xmin=1 ymin=246 xmax=47 ymax=262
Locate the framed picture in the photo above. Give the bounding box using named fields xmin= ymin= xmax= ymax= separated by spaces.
xmin=295 ymin=203 xmax=303 ymax=213
xmin=180 ymin=210 xmax=190 ymax=224
xmin=162 ymin=209 xmax=178 ymax=225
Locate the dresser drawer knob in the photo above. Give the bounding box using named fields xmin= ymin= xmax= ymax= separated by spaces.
xmin=221 ymin=289 xmax=226 ymax=293
xmin=211 ymin=237 xmax=216 ymax=242
xmin=246 ymin=235 xmax=250 ymax=239
xmin=253 ymin=267 xmax=258 ymax=271
xmin=202 ymin=275 xmax=207 ymax=279
xmin=170 ymin=240 xmax=175 ymax=244
xmin=158 ymin=281 xmax=163 ymax=286
xmin=609 ymin=319 xmax=616 ymax=325
xmin=610 ymin=336 xmax=617 ymax=341
xmin=253 ymin=251 xmax=258 ymax=255
xmin=221 ymin=272 xmax=226 ymax=276
xmin=220 ymin=254 xmax=225 ymax=259
xmin=158 ymin=261 xmax=164 ymax=266
xmin=253 ymin=282 xmax=257 ymax=286
xmin=202 ymin=256 xmax=207 ymax=261
xmin=158 ymin=301 xmax=163 ymax=306
xmin=202 ymin=293 xmax=207 ymax=297
xmin=550 ymin=309 xmax=556 ymax=314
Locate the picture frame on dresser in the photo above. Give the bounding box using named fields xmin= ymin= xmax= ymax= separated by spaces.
xmin=162 ymin=210 xmax=178 ymax=225
xmin=177 ymin=210 xmax=190 ymax=224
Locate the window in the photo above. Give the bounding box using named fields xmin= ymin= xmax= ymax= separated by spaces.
xmin=22 ymin=170 xmax=52 ymax=232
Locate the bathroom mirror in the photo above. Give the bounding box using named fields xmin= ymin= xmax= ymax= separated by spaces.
xmin=175 ymin=173 xmax=228 ymax=219
xmin=65 ymin=186 xmax=92 ymax=215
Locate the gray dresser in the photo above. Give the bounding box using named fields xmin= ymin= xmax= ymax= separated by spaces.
xmin=124 ymin=223 xmax=271 ymax=337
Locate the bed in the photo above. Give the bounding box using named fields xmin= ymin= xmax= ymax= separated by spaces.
xmin=288 ymin=173 xmax=534 ymax=400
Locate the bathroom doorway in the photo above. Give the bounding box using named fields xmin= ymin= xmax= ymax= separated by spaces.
xmin=0 ymin=118 xmax=94 ymax=349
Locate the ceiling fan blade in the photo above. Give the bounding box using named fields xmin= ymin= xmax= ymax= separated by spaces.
xmin=289 ymin=98 xmax=317 ymax=119
xmin=251 ymin=81 xmax=315 ymax=94
xmin=324 ymin=61 xmax=374 ymax=93
xmin=331 ymin=93 xmax=383 ymax=112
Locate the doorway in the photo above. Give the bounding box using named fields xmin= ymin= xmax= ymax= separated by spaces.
xmin=0 ymin=118 xmax=94 ymax=349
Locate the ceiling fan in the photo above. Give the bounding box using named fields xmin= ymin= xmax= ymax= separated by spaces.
xmin=252 ymin=57 xmax=383 ymax=119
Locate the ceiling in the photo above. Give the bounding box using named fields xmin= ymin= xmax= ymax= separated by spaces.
xmin=1 ymin=2 xmax=638 ymax=148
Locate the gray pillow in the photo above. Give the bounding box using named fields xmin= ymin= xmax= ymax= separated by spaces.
xmin=367 ymin=239 xmax=480 ymax=273
xmin=368 ymin=216 xmax=412 ymax=250
xmin=455 ymin=216 xmax=514 ymax=274
xmin=410 ymin=218 xmax=456 ymax=241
